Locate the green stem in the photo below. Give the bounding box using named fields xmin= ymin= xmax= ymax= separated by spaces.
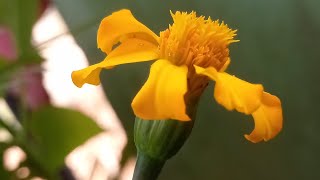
xmin=133 ymin=152 xmax=165 ymax=180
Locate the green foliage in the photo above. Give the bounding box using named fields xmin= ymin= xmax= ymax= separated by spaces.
xmin=0 ymin=0 xmax=39 ymax=59
xmin=0 ymin=0 xmax=42 ymax=96
xmin=25 ymin=106 xmax=103 ymax=175
xmin=1 ymin=0 xmax=104 ymax=178
xmin=0 ymin=62 xmax=24 ymax=97
xmin=54 ymin=0 xmax=320 ymax=179
xmin=0 ymin=143 xmax=11 ymax=179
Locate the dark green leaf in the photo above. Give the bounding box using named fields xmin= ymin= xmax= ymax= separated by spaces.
xmin=0 ymin=0 xmax=40 ymax=62
xmin=25 ymin=106 xmax=103 ymax=174
xmin=0 ymin=143 xmax=11 ymax=179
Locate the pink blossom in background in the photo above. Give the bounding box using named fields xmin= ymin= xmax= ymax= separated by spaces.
xmin=39 ymin=0 xmax=51 ymax=17
xmin=7 ymin=65 xmax=50 ymax=110
xmin=0 ymin=27 xmax=17 ymax=61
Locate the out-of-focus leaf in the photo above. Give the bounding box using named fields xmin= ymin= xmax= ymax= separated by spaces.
xmin=0 ymin=63 xmax=18 ymax=97
xmin=0 ymin=0 xmax=40 ymax=63
xmin=0 ymin=58 xmax=8 ymax=69
xmin=25 ymin=106 xmax=103 ymax=175
xmin=0 ymin=61 xmax=29 ymax=97
xmin=0 ymin=143 xmax=11 ymax=179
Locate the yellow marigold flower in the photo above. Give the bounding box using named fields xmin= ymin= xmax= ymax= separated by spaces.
xmin=71 ymin=9 xmax=283 ymax=143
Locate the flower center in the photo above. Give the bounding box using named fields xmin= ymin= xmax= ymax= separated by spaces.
xmin=159 ymin=11 xmax=238 ymax=70
xmin=159 ymin=11 xmax=239 ymax=100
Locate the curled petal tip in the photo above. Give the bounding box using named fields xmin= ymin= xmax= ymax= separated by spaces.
xmin=245 ymin=92 xmax=283 ymax=143
xmin=71 ymin=70 xmax=85 ymax=88
xmin=71 ymin=66 xmax=102 ymax=88
xmin=97 ymin=9 xmax=159 ymax=54
xmin=244 ymin=134 xmax=259 ymax=143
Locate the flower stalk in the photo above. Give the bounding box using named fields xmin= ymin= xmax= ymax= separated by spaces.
xmin=133 ymin=152 xmax=165 ymax=180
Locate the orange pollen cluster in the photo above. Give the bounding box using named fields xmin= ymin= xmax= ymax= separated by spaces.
xmin=159 ymin=11 xmax=238 ymax=70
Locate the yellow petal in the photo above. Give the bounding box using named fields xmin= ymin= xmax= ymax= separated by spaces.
xmin=132 ymin=59 xmax=190 ymax=121
xmin=97 ymin=9 xmax=159 ymax=54
xmin=101 ymin=38 xmax=159 ymax=67
xmin=245 ymin=92 xmax=283 ymax=143
xmin=194 ymin=65 xmax=263 ymax=114
xmin=71 ymin=64 xmax=102 ymax=88
xmin=71 ymin=38 xmax=159 ymax=88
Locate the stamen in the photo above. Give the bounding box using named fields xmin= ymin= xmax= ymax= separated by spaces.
xmin=159 ymin=11 xmax=238 ymax=70
xmin=158 ymin=11 xmax=238 ymax=98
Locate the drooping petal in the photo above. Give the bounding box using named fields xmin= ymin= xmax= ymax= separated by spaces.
xmin=72 ymin=38 xmax=159 ymax=88
xmin=194 ymin=65 xmax=263 ymax=114
xmin=132 ymin=59 xmax=190 ymax=121
xmin=245 ymin=92 xmax=283 ymax=143
xmin=97 ymin=9 xmax=159 ymax=54
xmin=71 ymin=64 xmax=102 ymax=88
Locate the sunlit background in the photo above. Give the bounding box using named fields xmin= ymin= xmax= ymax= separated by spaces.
xmin=1 ymin=0 xmax=320 ymax=179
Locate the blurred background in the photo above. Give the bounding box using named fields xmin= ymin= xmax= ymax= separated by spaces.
xmin=0 ymin=0 xmax=320 ymax=179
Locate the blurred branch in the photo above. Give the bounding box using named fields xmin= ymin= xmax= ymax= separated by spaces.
xmin=0 ymin=99 xmax=23 ymax=137
xmin=0 ymin=117 xmax=16 ymax=137
xmin=35 ymin=14 xmax=99 ymax=51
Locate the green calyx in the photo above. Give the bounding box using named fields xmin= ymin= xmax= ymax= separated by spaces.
xmin=133 ymin=118 xmax=194 ymax=180
xmin=133 ymin=95 xmax=200 ymax=180
xmin=134 ymin=117 xmax=194 ymax=161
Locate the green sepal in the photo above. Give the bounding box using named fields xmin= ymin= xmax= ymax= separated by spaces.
xmin=133 ymin=94 xmax=200 ymax=179
xmin=134 ymin=117 xmax=194 ymax=161
xmin=133 ymin=118 xmax=195 ymax=180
